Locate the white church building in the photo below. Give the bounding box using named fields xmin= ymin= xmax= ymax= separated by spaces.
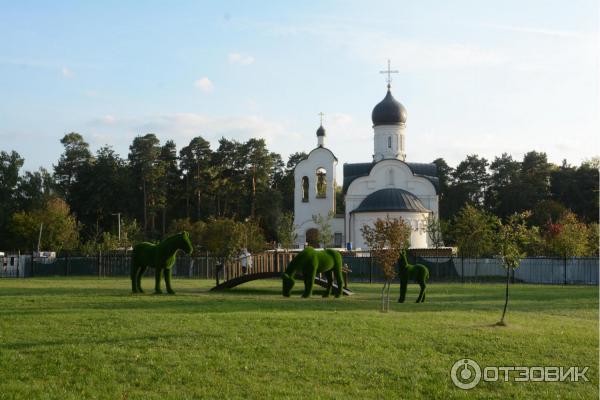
xmin=293 ymin=77 xmax=439 ymax=250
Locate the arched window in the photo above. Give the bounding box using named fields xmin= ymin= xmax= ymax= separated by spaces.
xmin=388 ymin=136 xmax=392 ymax=148
xmin=302 ymin=176 xmax=309 ymax=202
xmin=387 ymin=168 xmax=394 ymax=186
xmin=306 ymin=228 xmax=320 ymax=248
xmin=316 ymin=168 xmax=327 ymax=198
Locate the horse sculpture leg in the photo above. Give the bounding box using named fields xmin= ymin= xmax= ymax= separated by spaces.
xmin=302 ymin=271 xmax=316 ymax=298
xmin=164 ymin=268 xmax=175 ymax=294
xmin=323 ymin=270 xmax=333 ymax=298
xmin=302 ymin=257 xmax=318 ymax=298
xmin=334 ymin=265 xmax=344 ymax=298
xmin=136 ymin=266 xmax=148 ymax=293
xmin=131 ymin=263 xmax=139 ymax=293
xmin=398 ymin=277 xmax=408 ymax=303
xmin=154 ymin=268 xmax=164 ymax=294
xmin=416 ymin=282 xmax=426 ymax=303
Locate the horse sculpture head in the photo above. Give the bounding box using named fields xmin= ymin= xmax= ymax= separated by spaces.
xmin=282 ymin=273 xmax=295 ymax=297
xmin=180 ymin=231 xmax=194 ymax=255
xmin=399 ymin=249 xmax=409 ymax=269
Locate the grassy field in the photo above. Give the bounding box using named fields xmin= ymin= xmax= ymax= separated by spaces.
xmin=0 ymin=278 xmax=597 ymax=399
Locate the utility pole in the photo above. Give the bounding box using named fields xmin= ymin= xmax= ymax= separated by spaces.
xmin=36 ymin=223 xmax=43 ymax=255
xmin=112 ymin=213 xmax=121 ymax=241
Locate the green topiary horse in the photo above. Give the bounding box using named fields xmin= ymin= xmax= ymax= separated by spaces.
xmin=130 ymin=231 xmax=193 ymax=294
xmin=398 ymin=250 xmax=429 ymax=303
xmin=282 ymin=247 xmax=344 ymax=298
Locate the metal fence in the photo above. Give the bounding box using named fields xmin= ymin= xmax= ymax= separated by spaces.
xmin=1 ymin=253 xmax=220 ymax=280
xmin=344 ymin=255 xmax=598 ymax=285
xmin=2 ymin=253 xmax=598 ymax=285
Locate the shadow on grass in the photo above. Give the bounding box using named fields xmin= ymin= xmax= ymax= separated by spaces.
xmin=0 ymin=332 xmax=221 ymax=351
xmin=1 ymin=279 xmax=596 ymax=318
xmin=0 ymin=287 xmax=130 ymax=297
xmin=1 ymin=293 xmax=595 ymax=319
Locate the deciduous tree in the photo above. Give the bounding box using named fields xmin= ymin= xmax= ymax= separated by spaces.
xmin=361 ymin=217 xmax=411 ymax=312
xmin=11 ymin=198 xmax=79 ymax=253
xmin=495 ymin=212 xmax=530 ymax=326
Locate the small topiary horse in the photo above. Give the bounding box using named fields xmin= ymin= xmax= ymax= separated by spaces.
xmin=282 ymin=247 xmax=344 ymax=298
xmin=398 ymin=250 xmax=429 ymax=303
xmin=130 ymin=231 xmax=193 ymax=294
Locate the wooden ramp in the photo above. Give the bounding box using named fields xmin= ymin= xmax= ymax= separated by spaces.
xmin=210 ymin=252 xmax=353 ymax=295
xmin=210 ymin=271 xmax=353 ymax=296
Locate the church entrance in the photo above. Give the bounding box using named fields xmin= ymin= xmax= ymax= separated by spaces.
xmin=305 ymin=228 xmax=320 ymax=248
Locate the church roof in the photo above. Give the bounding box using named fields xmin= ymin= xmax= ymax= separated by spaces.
xmin=351 ymin=188 xmax=430 ymax=214
xmin=342 ymin=161 xmax=439 ymax=194
xmin=316 ymin=124 xmax=326 ymax=137
xmin=372 ymin=89 xmax=407 ymax=126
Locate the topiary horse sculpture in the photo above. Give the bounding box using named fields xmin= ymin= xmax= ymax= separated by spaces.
xmin=130 ymin=231 xmax=193 ymax=294
xmin=398 ymin=250 xmax=429 ymax=303
xmin=282 ymin=247 xmax=344 ymax=298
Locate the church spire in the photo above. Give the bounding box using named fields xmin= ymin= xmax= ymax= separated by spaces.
xmin=373 ymin=60 xmax=407 ymax=161
xmin=316 ymin=112 xmax=326 ymax=147
xmin=379 ymin=59 xmax=398 ymax=90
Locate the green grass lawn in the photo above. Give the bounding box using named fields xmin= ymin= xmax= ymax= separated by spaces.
xmin=0 ymin=278 xmax=597 ymax=399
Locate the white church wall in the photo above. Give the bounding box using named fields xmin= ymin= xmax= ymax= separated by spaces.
xmin=344 ymin=160 xmax=439 ymax=244
xmin=350 ymin=211 xmax=430 ymax=250
xmin=293 ymin=147 xmax=337 ymax=246
xmin=332 ymin=217 xmax=345 ymax=247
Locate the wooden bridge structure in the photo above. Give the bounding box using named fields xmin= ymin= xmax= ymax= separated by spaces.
xmin=210 ymin=251 xmax=353 ymax=295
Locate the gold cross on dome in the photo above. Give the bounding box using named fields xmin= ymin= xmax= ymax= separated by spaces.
xmin=318 ymin=112 xmax=325 ymax=125
xmin=379 ymin=59 xmax=398 ymax=88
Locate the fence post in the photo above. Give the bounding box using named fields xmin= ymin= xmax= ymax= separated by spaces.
xmin=16 ymin=250 xmax=20 ymax=278
xmin=461 ymin=256 xmax=464 ymax=284
xmin=369 ymin=254 xmax=373 ymax=284
xmin=563 ymin=256 xmax=567 ymax=285
xmin=216 ymin=263 xmax=221 ymax=286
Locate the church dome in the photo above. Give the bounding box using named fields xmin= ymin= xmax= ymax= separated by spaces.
xmin=351 ymin=188 xmax=429 ymax=213
xmin=316 ymin=124 xmax=326 ymax=137
xmin=371 ymin=89 xmax=407 ymax=126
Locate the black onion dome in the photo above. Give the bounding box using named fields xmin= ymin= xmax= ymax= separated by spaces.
xmin=352 ymin=188 xmax=429 ymax=213
xmin=371 ymin=89 xmax=407 ymax=126
xmin=316 ymin=124 xmax=326 ymax=137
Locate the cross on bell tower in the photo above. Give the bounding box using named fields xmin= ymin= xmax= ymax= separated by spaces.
xmin=379 ymin=59 xmax=398 ymax=89
xmin=316 ymin=112 xmax=326 ymax=147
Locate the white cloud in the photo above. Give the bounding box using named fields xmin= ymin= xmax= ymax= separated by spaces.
xmin=101 ymin=115 xmax=116 ymax=124
xmin=332 ymin=30 xmax=507 ymax=71
xmin=228 ymin=52 xmax=255 ymax=65
xmin=194 ymin=77 xmax=214 ymax=92
xmin=62 ymin=67 xmax=73 ymax=78
xmin=87 ymin=112 xmax=303 ymax=157
xmin=234 ymin=19 xmax=507 ymax=71
xmin=481 ymin=23 xmax=591 ymax=39
xmin=329 ymin=113 xmax=353 ymax=126
xmin=89 ymin=115 xmax=117 ymax=125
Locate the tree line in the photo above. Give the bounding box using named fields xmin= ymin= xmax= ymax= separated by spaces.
xmin=0 ymin=133 xmax=597 ymax=256
xmin=434 ymin=151 xmax=598 ymax=257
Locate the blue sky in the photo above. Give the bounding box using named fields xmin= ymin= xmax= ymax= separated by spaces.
xmin=1 ymin=0 xmax=598 ymax=175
